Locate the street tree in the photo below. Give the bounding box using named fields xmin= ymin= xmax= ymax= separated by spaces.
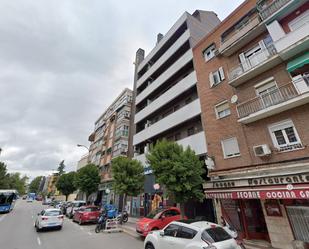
xmin=111 ymin=157 xmax=144 ymax=210
xmin=56 ymin=172 xmax=77 ymax=201
xmin=0 ymin=161 xmax=9 ymax=188
xmin=146 ymin=139 xmax=205 ymax=218
xmin=57 ymin=160 xmax=65 ymax=175
xmin=29 ymin=176 xmax=43 ymax=194
xmin=75 ymin=164 xmax=100 ymax=200
xmin=7 ymin=173 xmax=28 ymax=195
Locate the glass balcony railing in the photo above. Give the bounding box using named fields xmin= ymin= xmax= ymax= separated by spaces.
xmin=257 ymin=0 xmax=291 ymax=20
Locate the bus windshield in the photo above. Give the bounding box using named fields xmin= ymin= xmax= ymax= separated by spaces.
xmin=0 ymin=190 xmax=17 ymax=212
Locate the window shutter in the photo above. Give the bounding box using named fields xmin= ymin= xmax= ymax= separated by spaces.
xmin=222 ymin=137 xmax=240 ymax=157
xmin=239 ymin=53 xmax=250 ymax=71
xmin=258 ymin=40 xmax=269 ymax=58
xmin=209 ymin=72 xmax=215 ymax=87
xmin=219 ymin=67 xmax=225 ymax=81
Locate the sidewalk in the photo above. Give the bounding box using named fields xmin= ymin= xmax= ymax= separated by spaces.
xmin=121 ymin=217 xmax=140 ymax=239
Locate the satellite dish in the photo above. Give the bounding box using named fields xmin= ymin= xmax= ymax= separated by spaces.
xmin=231 ymin=95 xmax=238 ymax=104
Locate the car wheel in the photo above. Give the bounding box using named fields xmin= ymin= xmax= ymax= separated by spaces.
xmin=145 ymin=242 xmax=155 ymax=249
xmin=36 ymin=225 xmax=41 ymax=232
xmin=58 ymin=226 xmax=62 ymax=230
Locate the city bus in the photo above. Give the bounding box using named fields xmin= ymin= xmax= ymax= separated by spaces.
xmin=0 ymin=189 xmax=18 ymax=213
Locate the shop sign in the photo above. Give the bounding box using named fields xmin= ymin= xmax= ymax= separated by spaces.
xmin=211 ymin=173 xmax=309 ymax=189
xmin=205 ymin=188 xmax=309 ymax=200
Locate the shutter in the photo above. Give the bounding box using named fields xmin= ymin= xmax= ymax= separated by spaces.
xmin=209 ymin=72 xmax=215 ymax=87
xmin=222 ymin=138 xmax=240 ymax=157
xmin=239 ymin=53 xmax=250 ymax=71
xmin=259 ymin=40 xmax=269 ymax=58
xmin=219 ymin=67 xmax=225 ymax=81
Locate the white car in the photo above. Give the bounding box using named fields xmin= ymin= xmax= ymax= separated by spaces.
xmin=66 ymin=200 xmax=86 ymax=218
xmin=34 ymin=208 xmax=64 ymax=232
xmin=144 ymin=220 xmax=244 ymax=249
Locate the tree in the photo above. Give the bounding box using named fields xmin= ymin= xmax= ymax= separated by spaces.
xmin=0 ymin=162 xmax=9 ymax=189
xmin=111 ymin=157 xmax=144 ymax=209
xmin=7 ymin=173 xmax=28 ymax=195
xmin=29 ymin=176 xmax=43 ymax=194
xmin=56 ymin=172 xmax=77 ymax=201
xmin=57 ymin=160 xmax=65 ymax=175
xmin=146 ymin=139 xmax=205 ymax=218
xmin=75 ymin=164 xmax=100 ymax=200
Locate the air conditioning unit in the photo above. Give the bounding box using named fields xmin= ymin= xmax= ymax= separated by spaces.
xmin=253 ymin=144 xmax=271 ymax=157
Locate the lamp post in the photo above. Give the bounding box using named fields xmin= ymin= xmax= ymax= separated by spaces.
xmin=77 ymin=144 xmax=89 ymax=152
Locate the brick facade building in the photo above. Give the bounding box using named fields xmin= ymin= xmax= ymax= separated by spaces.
xmin=193 ymin=0 xmax=309 ymax=248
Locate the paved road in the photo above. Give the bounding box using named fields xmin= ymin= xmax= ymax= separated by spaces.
xmin=0 ymin=200 xmax=143 ymax=249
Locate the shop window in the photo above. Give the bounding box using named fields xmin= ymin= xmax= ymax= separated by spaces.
xmin=203 ymin=44 xmax=216 ymax=62
xmin=215 ymin=101 xmax=231 ymax=119
xmin=268 ymin=120 xmax=302 ymax=152
xmin=221 ymin=137 xmax=240 ymax=158
xmin=209 ymin=67 xmax=225 ymax=87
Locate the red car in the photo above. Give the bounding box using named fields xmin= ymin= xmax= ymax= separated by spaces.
xmin=136 ymin=207 xmax=183 ymax=237
xmin=73 ymin=205 xmax=100 ymax=225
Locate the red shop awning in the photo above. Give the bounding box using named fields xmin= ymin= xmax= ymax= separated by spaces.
xmin=204 ymin=184 xmax=309 ymax=199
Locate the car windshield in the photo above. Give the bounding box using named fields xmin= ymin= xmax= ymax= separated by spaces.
xmin=44 ymin=210 xmax=61 ymax=216
xmin=74 ymin=202 xmax=85 ymax=207
xmin=202 ymin=227 xmax=232 ymax=243
xmin=83 ymin=207 xmax=99 ymax=212
xmin=146 ymin=209 xmax=164 ymax=219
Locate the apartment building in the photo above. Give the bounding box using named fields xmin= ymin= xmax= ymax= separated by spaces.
xmin=193 ymin=0 xmax=309 ymax=248
xmin=88 ymin=88 xmax=133 ymax=207
xmin=76 ymin=154 xmax=89 ymax=171
xmin=130 ymin=10 xmax=221 ymax=217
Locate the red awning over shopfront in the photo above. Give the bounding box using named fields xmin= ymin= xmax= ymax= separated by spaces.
xmin=204 ymin=184 xmax=309 ymax=199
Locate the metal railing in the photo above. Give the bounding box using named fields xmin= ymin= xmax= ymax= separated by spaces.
xmin=257 ymin=0 xmax=291 ymax=20
xmin=228 ymin=44 xmax=277 ymax=81
xmin=237 ymin=82 xmax=299 ymax=118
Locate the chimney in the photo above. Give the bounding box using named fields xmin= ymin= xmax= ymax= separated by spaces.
xmin=157 ymin=33 xmax=163 ymax=44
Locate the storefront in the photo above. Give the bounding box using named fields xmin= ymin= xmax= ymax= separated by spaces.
xmin=204 ymin=171 xmax=309 ymax=249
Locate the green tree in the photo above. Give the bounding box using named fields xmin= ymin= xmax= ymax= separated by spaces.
xmin=7 ymin=173 xmax=28 ymax=195
xmin=0 ymin=162 xmax=9 ymax=188
xmin=57 ymin=160 xmax=65 ymax=175
xmin=111 ymin=157 xmax=144 ymax=209
xmin=147 ymin=139 xmax=205 ymax=218
xmin=56 ymin=172 xmax=77 ymax=201
xmin=29 ymin=176 xmax=43 ymax=194
xmin=75 ymin=164 xmax=100 ymax=200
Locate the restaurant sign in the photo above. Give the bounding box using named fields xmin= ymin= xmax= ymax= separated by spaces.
xmin=210 ymin=173 xmax=309 ymax=189
xmin=205 ymin=186 xmax=309 ymax=200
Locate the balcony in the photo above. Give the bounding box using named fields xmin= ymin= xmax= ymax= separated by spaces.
xmin=219 ymin=14 xmax=265 ymax=56
xmin=136 ymin=49 xmax=193 ymax=105
xmin=257 ymin=0 xmax=306 ymax=23
xmin=137 ymin=30 xmax=190 ymax=88
xmin=133 ymin=99 xmax=201 ymax=146
xmin=273 ymin=22 xmax=309 ymax=60
xmin=135 ymin=71 xmax=197 ymax=124
xmin=237 ymin=80 xmax=309 ymax=124
xmin=228 ymin=44 xmax=281 ymax=87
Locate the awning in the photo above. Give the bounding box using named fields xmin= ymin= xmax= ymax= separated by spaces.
xmin=287 ymin=51 xmax=309 ymax=72
xmin=204 ymin=184 xmax=309 ymax=199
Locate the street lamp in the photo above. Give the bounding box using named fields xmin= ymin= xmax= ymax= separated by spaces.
xmin=77 ymin=144 xmax=89 ymax=151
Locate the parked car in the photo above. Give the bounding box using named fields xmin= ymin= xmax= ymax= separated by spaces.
xmin=36 ymin=195 xmax=43 ymax=201
xmin=66 ymin=200 xmax=87 ymax=219
xmin=144 ymin=220 xmax=244 ymax=249
xmin=73 ymin=205 xmax=101 ymax=225
xmin=136 ymin=207 xmax=183 ymax=237
xmin=22 ymin=195 xmax=27 ymax=200
xmin=42 ymin=198 xmax=52 ymax=205
xmin=61 ymin=201 xmax=71 ymax=215
xmin=34 ymin=208 xmax=64 ymax=232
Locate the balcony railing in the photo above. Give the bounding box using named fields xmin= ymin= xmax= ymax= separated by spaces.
xmin=228 ymin=44 xmax=277 ymax=81
xmin=257 ymin=0 xmax=291 ymax=20
xmin=237 ymin=82 xmax=300 ymax=118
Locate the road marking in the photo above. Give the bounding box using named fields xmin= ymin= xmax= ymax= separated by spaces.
xmin=37 ymin=237 xmax=41 ymax=246
xmin=88 ymin=232 xmax=92 ymax=236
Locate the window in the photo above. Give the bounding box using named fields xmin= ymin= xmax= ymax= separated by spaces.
xmin=164 ymin=224 xmax=180 ymax=237
xmin=203 ymin=44 xmax=216 ymax=61
xmin=221 ymin=137 xmax=240 ymax=158
xmin=177 ymin=226 xmax=197 ymax=239
xmin=202 ymin=227 xmax=231 ymax=243
xmin=268 ymin=120 xmax=302 ymax=152
xmin=209 ymin=67 xmax=225 ymax=87
xmin=215 ymin=101 xmax=231 ymax=119
xmin=163 ymin=209 xmax=180 ymax=217
xmin=185 ymin=97 xmax=192 ymax=105
xmin=175 ymin=132 xmax=181 ymax=141
xmin=288 ymin=10 xmax=309 ymax=31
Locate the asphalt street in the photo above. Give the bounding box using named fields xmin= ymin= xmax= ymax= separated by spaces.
xmin=0 ymin=200 xmax=143 ymax=249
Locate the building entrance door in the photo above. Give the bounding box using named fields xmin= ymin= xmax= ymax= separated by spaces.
xmin=240 ymin=200 xmax=270 ymax=241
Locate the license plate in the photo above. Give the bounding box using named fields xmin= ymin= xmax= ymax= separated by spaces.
xmin=47 ymin=223 xmax=57 ymax=226
xmin=89 ymin=216 xmax=95 ymax=219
